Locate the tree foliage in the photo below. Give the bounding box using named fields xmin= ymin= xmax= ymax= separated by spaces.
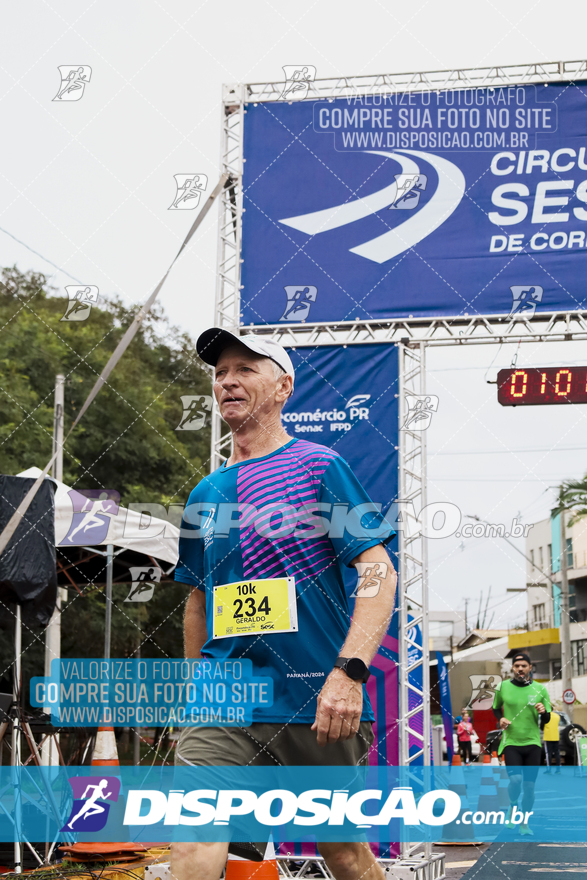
xmin=0 ymin=267 xmax=213 ymax=688
xmin=554 ymin=474 xmax=587 ymax=525
xmin=0 ymin=266 xmax=212 ymax=502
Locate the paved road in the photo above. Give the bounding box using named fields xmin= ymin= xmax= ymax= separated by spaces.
xmin=432 ymin=844 xmax=489 ymax=880
xmin=458 ymin=842 xmax=587 ymax=877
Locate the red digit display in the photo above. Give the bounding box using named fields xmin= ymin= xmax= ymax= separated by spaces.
xmin=497 ymin=367 xmax=587 ymax=406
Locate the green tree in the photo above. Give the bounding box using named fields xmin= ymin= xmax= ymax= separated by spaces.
xmin=0 ymin=267 xmax=214 ymax=692
xmin=0 ymin=266 xmax=212 ymax=501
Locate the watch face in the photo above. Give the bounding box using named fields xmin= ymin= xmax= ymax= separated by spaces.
xmin=346 ymin=658 xmax=367 ymax=680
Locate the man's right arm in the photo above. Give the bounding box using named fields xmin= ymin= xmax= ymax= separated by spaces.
xmin=180 ymin=585 xmax=208 ymax=658
xmin=493 ymin=686 xmax=508 ymax=727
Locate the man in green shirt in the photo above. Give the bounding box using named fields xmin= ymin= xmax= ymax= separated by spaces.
xmin=493 ymin=652 xmax=551 ymax=836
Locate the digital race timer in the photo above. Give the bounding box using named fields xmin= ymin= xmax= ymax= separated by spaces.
xmin=497 ymin=367 xmax=587 ymax=406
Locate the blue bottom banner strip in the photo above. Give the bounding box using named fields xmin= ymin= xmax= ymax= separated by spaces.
xmin=3 ymin=766 xmax=587 ymax=844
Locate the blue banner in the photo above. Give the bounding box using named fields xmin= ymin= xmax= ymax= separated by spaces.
xmin=281 ymin=343 xmax=398 ymax=514
xmin=241 ymin=84 xmax=587 ymax=323
xmin=4 ymin=766 xmax=587 ymax=844
xmin=436 ymin=651 xmax=454 ymax=764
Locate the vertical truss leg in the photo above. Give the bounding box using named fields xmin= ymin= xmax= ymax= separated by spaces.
xmin=210 ymin=85 xmax=245 ymax=471
xmin=398 ymin=342 xmax=430 ymax=860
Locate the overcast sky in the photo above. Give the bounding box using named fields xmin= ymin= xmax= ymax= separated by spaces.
xmin=2 ymin=0 xmax=587 ymax=626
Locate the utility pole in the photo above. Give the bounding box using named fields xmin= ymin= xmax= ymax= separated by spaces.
xmin=104 ymin=544 xmax=114 ymax=659
xmin=51 ymin=374 xmax=64 ymax=482
xmin=464 ymin=598 xmax=469 ymax=635
xmin=560 ymin=510 xmax=573 ymax=721
xmin=42 ymin=375 xmax=65 ymax=765
xmin=134 ymin=640 xmax=141 ymax=766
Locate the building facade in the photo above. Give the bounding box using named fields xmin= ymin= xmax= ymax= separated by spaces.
xmin=522 ymin=509 xmax=587 ymax=700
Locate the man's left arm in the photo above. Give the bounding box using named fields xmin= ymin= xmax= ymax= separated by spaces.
xmin=311 ymin=544 xmax=396 ymax=746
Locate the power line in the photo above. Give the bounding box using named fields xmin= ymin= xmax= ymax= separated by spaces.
xmin=431 ymin=477 xmax=570 ymax=482
xmin=0 ymin=225 xmax=83 ymax=284
xmin=431 ymin=446 xmax=587 ymax=456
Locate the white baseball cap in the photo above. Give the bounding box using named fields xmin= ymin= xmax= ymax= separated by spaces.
xmin=196 ymin=327 xmax=295 ymax=388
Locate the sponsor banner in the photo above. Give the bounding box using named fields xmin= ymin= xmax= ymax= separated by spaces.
xmin=280 ymin=342 xmax=400 ymax=809
xmin=437 ymin=651 xmax=454 ymax=765
xmin=4 ymin=767 xmax=587 ymax=843
xmin=30 ymin=659 xmax=273 ymax=727
xmin=281 ymin=343 xmax=398 ymax=514
xmin=241 ymin=84 xmax=587 ymax=323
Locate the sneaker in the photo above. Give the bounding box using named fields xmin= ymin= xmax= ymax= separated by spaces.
xmin=554 ymin=768 xmax=561 ymax=775
xmin=544 ymin=768 xmax=552 ymax=775
xmin=519 ymin=824 xmax=534 ymax=837
xmin=505 ymin=806 xmax=516 ymax=830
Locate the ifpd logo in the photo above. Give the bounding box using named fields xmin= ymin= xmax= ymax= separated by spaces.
xmin=61 ymin=776 xmax=121 ymax=832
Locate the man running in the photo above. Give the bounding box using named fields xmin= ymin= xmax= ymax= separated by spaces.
xmin=171 ymin=328 xmax=397 ymax=880
xmin=493 ymin=652 xmax=551 ymax=836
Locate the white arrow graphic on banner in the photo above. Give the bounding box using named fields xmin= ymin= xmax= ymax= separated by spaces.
xmin=278 ymin=154 xmax=420 ymax=234
xmin=278 ymin=150 xmax=465 ymax=265
xmin=350 ymin=150 xmax=466 ymax=263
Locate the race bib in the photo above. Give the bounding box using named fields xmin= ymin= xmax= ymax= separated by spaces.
xmin=212 ymin=577 xmax=298 ymax=639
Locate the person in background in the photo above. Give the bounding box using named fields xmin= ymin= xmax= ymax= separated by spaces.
xmin=543 ymin=707 xmax=561 ymax=774
xmin=457 ymin=709 xmax=477 ymax=765
xmin=493 ymin=652 xmax=551 ymax=837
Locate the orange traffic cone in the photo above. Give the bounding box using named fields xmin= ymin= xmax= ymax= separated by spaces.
xmin=226 ymin=841 xmax=279 ymax=880
xmin=490 ymin=751 xmax=500 ymax=766
xmin=84 ymin=727 xmax=127 ymax=849
xmin=92 ymin=727 xmax=119 ymax=766
xmin=441 ymin=753 xmax=475 ymax=844
xmin=482 ymin=753 xmax=491 ymax=764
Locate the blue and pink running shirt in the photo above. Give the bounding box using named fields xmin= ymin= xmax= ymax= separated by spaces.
xmin=175 ymin=438 xmax=395 ymax=723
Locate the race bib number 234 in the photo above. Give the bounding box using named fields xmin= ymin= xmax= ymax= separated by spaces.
xmin=212 ymin=577 xmax=298 ymax=639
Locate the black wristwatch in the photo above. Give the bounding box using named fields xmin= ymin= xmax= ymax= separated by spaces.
xmin=334 ymin=656 xmax=371 ymax=683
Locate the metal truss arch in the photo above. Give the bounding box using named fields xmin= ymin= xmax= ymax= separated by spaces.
xmin=243 ymin=59 xmax=587 ymax=104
